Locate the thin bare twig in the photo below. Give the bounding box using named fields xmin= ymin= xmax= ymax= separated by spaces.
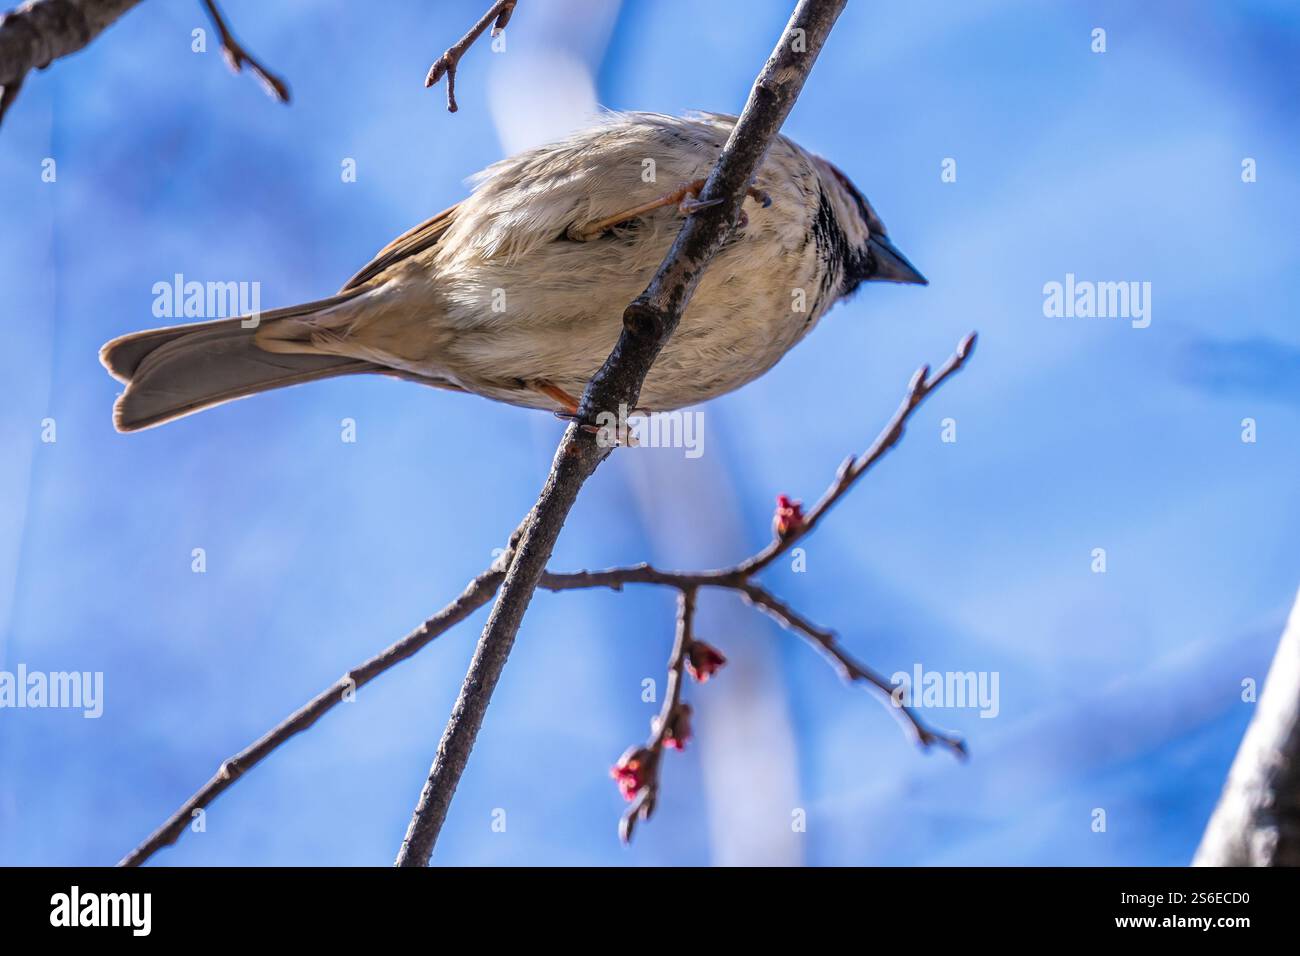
xmin=739 ymin=582 xmax=966 ymax=755
xmin=424 ymin=0 xmax=516 ymax=112
xmin=200 ymin=0 xmax=289 ymax=103
xmin=394 ymin=0 xmax=852 ymax=868
xmin=120 ymin=332 xmax=976 ymax=865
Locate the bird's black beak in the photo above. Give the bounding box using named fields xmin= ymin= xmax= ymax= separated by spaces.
xmin=867 ymin=234 xmax=927 ymax=285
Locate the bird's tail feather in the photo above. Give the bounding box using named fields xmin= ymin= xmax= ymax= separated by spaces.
xmin=100 ymin=295 xmax=377 ymax=432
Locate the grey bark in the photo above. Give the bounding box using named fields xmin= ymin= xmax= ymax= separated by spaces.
xmin=0 ymin=0 xmax=143 ymax=122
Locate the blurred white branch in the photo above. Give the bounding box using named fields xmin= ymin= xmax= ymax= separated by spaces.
xmin=1195 ymin=586 xmax=1300 ymax=866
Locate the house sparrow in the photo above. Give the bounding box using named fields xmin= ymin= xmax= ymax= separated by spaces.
xmin=100 ymin=111 xmax=925 ymax=432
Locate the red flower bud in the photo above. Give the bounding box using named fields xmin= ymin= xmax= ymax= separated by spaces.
xmin=686 ymin=641 xmax=727 ymax=683
xmin=773 ymin=494 xmax=805 ymax=537
xmin=611 ymin=746 xmax=651 ymax=801
xmin=662 ymin=703 xmax=693 ymax=751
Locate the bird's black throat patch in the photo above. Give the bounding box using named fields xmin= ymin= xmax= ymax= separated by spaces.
xmin=812 ymin=186 xmax=870 ymax=306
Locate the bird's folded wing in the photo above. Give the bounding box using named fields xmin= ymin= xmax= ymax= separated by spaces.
xmin=340 ymin=202 xmax=462 ymax=292
xmin=339 ymin=115 xmax=738 ymax=289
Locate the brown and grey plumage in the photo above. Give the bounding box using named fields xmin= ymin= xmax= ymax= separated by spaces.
xmin=100 ymin=111 xmax=925 ymax=432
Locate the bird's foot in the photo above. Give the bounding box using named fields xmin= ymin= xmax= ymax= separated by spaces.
xmin=547 ymin=397 xmax=647 ymax=449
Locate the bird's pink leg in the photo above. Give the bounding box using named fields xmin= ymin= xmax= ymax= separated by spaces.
xmin=530 ymin=379 xmax=581 ymax=414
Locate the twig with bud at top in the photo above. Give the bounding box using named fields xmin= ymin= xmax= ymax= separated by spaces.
xmin=424 ymin=0 xmax=517 ymax=112
xmin=120 ymin=331 xmax=977 ymax=863
xmin=200 ymin=0 xmax=289 ymax=103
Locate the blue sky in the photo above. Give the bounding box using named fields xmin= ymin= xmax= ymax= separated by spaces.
xmin=1 ymin=0 xmax=1297 ymax=866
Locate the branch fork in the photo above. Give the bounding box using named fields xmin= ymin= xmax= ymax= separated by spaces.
xmin=424 ymin=0 xmax=517 ymax=112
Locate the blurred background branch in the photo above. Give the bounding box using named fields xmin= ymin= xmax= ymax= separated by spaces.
xmin=1195 ymin=587 xmax=1300 ymax=866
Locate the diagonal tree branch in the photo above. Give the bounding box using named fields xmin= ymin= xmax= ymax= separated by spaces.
xmin=738 ymin=582 xmax=965 ymax=754
xmin=0 ymin=0 xmax=142 ymax=126
xmin=393 ymin=0 xmax=851 ymax=867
